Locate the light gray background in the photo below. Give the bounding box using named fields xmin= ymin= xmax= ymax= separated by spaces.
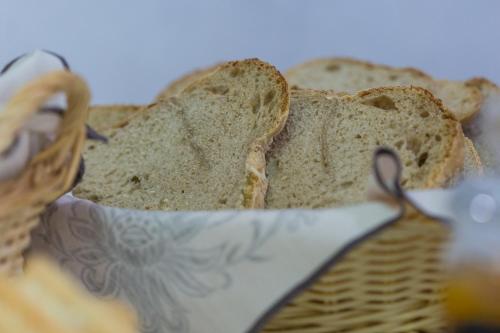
xmin=1 ymin=0 xmax=499 ymax=104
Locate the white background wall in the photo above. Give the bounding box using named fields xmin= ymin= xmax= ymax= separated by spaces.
xmin=1 ymin=0 xmax=499 ymax=104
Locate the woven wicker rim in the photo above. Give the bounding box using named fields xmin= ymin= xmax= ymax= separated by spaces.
xmin=0 ymin=70 xmax=90 ymax=214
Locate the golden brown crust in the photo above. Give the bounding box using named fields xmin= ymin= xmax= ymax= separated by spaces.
xmin=354 ymin=86 xmax=464 ymax=187
xmin=465 ymin=77 xmax=500 ymax=92
xmin=154 ymin=64 xmax=221 ymax=101
xmin=286 ymin=57 xmax=482 ymax=123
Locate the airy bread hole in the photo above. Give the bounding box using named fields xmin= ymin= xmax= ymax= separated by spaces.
xmin=389 ymin=74 xmax=398 ymax=80
xmin=406 ymin=137 xmax=421 ymax=155
xmin=325 ymin=64 xmax=340 ymax=72
xmin=435 ymin=134 xmax=441 ymax=142
xmin=367 ymin=76 xmax=374 ymax=83
xmin=130 ymin=175 xmax=141 ymax=184
xmin=395 ymin=140 xmax=403 ymax=149
xmin=88 ymin=145 xmax=95 ymax=150
xmin=340 ymin=181 xmax=353 ymax=188
xmin=117 ymin=121 xmax=129 ymax=128
xmin=230 ymin=67 xmax=241 ymax=77
xmin=206 ymin=85 xmax=229 ymax=95
xmin=362 ymin=95 xmax=397 ymax=110
xmin=88 ymin=194 xmax=101 ymax=202
xmin=251 ymin=94 xmax=261 ymax=114
xmin=417 ymin=152 xmax=429 ymax=167
xmin=218 ymin=198 xmax=227 ymax=205
xmin=420 ymin=111 xmax=430 ymax=118
xmin=264 ymin=90 xmax=275 ymax=105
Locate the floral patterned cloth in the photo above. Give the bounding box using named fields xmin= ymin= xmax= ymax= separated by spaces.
xmin=29 ymin=188 xmax=454 ymax=333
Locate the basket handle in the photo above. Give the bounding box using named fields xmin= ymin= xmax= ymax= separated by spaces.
xmin=0 ymin=70 xmax=90 ymax=153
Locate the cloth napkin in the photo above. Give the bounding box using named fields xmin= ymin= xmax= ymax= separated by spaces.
xmin=0 ymin=50 xmax=68 ymax=181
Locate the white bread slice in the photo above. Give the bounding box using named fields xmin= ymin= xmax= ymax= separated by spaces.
xmin=464 ymin=77 xmax=500 ymax=173
xmin=266 ymin=87 xmax=464 ymax=209
xmin=75 ymin=59 xmax=289 ymax=210
xmin=87 ymin=104 xmax=144 ymax=132
xmin=154 ymin=64 xmax=220 ymax=101
xmin=286 ymin=58 xmax=482 ymax=123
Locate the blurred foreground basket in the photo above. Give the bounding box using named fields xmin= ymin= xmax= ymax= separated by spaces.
xmin=0 ymin=71 xmax=89 ymax=275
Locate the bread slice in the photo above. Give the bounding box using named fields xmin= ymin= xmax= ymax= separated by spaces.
xmin=74 ymin=59 xmax=289 ymax=210
xmin=265 ymin=87 xmax=464 ymax=209
xmin=450 ymin=137 xmax=483 ymax=186
xmin=154 ymin=64 xmax=220 ymax=101
xmin=87 ymin=104 xmax=144 ymax=132
xmin=464 ymin=77 xmax=500 ymax=172
xmin=286 ymin=58 xmax=482 ymax=123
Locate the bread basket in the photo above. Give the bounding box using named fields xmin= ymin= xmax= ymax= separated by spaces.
xmin=0 ymin=70 xmax=89 ymax=276
xmin=262 ymin=210 xmax=449 ymax=333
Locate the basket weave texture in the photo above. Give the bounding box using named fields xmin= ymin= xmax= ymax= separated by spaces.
xmin=263 ymin=211 xmax=449 ymax=333
xmin=0 ymin=71 xmax=89 ymax=275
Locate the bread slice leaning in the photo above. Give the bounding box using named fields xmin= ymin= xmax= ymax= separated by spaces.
xmin=87 ymin=104 xmax=144 ymax=132
xmin=286 ymin=58 xmax=482 ymax=123
xmin=463 ymin=137 xmax=483 ymax=177
xmin=266 ymin=87 xmax=464 ymax=209
xmin=463 ymin=77 xmax=500 ymax=173
xmin=75 ymin=58 xmax=289 ymax=210
xmin=450 ymin=137 xmax=483 ymax=186
xmin=154 ymin=64 xmax=220 ymax=101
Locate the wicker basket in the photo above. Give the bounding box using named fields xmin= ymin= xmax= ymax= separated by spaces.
xmin=263 ymin=210 xmax=449 ymax=333
xmin=0 ymin=71 xmax=90 ymax=276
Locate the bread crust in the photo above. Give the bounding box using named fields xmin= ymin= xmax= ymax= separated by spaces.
xmin=287 ymin=57 xmax=431 ymax=80
xmin=154 ymin=64 xmax=221 ymax=101
xmin=465 ymin=77 xmax=500 ymax=92
xmin=286 ymin=57 xmax=482 ymax=123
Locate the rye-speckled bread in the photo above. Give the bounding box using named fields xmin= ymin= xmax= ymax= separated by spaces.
xmin=286 ymin=58 xmax=482 ymax=123
xmin=75 ymin=59 xmax=290 ymax=210
xmin=87 ymin=104 xmax=144 ymax=132
xmin=155 ymin=64 xmax=220 ymax=101
xmin=266 ymin=87 xmax=464 ymax=209
xmin=464 ymin=77 xmax=500 ymax=172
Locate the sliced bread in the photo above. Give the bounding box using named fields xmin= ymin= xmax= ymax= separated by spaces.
xmin=286 ymin=58 xmax=482 ymax=123
xmin=154 ymin=64 xmax=220 ymax=101
xmin=450 ymin=137 xmax=483 ymax=186
xmin=266 ymin=87 xmax=464 ymax=209
xmin=87 ymin=104 xmax=144 ymax=132
xmin=464 ymin=77 xmax=500 ymax=172
xmin=74 ymin=59 xmax=290 ymax=210
xmin=463 ymin=137 xmax=483 ymax=177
